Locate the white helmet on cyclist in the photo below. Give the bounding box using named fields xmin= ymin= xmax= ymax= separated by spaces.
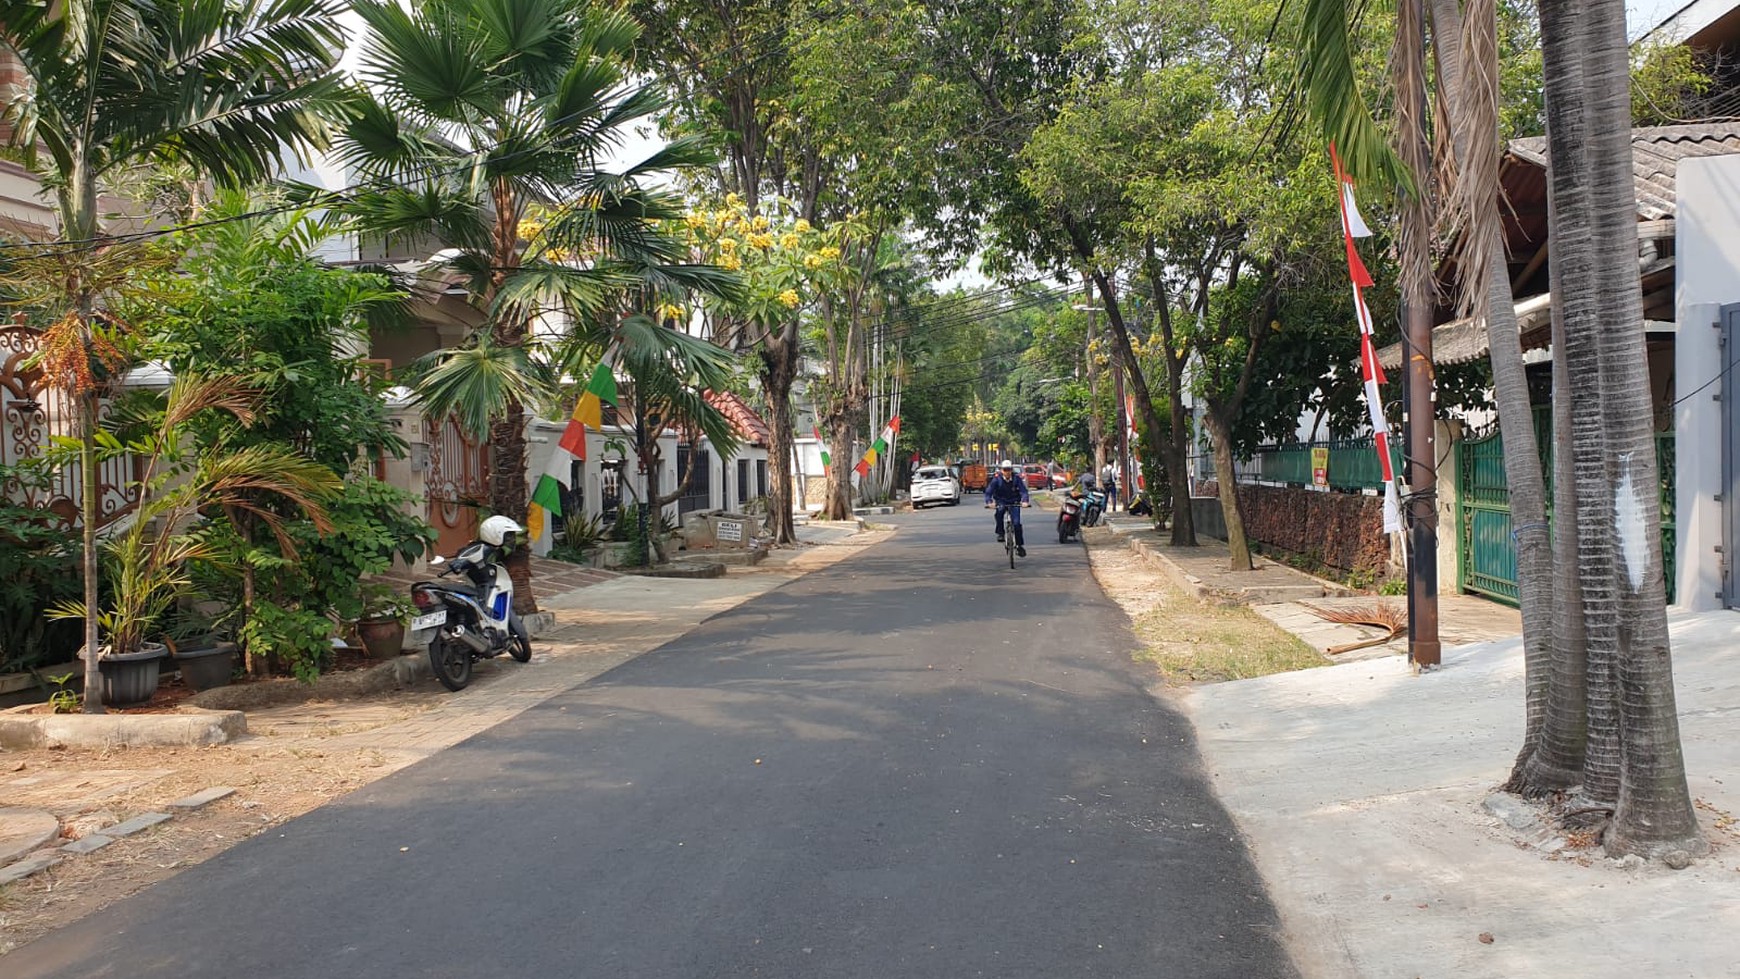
xmin=999 ymin=460 xmax=1014 ymax=471
xmin=480 ymin=515 xmax=525 ymax=545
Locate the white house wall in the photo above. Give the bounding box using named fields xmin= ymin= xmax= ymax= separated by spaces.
xmin=1674 ymin=156 xmax=1740 ymax=611
xmin=525 ymin=419 xmax=678 ymax=554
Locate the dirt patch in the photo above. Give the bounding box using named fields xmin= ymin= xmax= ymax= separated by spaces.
xmin=0 ymin=732 xmax=403 ymax=954
xmin=1085 ymin=528 xmax=1328 ymax=683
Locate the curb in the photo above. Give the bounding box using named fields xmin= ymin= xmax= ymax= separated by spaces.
xmin=1122 ymin=536 xmax=1215 ymax=600
xmin=190 ymin=655 xmax=431 ymax=712
xmin=618 ymin=563 xmax=728 ymax=579
xmin=0 ymin=706 xmax=246 ymax=749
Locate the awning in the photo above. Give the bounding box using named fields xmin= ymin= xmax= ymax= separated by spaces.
xmin=1377 ymin=292 xmax=1555 ymax=371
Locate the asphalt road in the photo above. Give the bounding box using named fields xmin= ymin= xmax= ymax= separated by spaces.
xmin=12 ymin=505 xmax=1296 ymax=979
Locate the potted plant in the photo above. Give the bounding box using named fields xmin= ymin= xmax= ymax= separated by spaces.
xmin=165 ymin=606 xmax=240 ymax=692
xmin=355 ymin=584 xmax=412 ymax=659
xmin=51 ymin=376 xmax=339 ymax=708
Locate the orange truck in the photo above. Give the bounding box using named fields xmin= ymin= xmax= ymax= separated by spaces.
xmin=957 ymin=461 xmax=988 ymax=492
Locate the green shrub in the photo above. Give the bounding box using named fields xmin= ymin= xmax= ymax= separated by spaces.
xmin=0 ymin=462 xmax=83 ymax=674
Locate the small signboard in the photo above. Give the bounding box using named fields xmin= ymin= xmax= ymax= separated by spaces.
xmin=716 ymin=519 xmax=744 ymax=543
xmin=1311 ymin=447 xmax=1330 ymax=488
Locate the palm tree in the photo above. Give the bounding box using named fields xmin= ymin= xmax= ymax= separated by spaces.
xmin=1299 ymin=0 xmax=1554 ymax=773
xmin=334 ymin=0 xmax=720 ymax=611
xmin=1537 ymin=0 xmax=1702 ymax=860
xmin=0 ymin=0 xmax=345 ymax=711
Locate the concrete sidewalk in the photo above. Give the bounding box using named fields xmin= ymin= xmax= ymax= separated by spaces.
xmin=1184 ymin=610 xmax=1740 ymax=978
xmin=1102 ymin=516 xmax=1523 ymax=659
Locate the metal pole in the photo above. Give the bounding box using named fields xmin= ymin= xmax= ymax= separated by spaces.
xmin=1402 ymin=0 xmax=1441 ymax=668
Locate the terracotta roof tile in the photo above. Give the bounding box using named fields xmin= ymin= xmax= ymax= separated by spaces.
xmin=703 ymin=390 xmax=771 ymax=446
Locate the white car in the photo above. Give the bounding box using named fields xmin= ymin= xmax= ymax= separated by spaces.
xmin=911 ymin=466 xmax=962 ymax=508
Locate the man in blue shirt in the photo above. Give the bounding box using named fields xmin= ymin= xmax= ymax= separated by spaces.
xmin=983 ymin=460 xmax=1032 ymax=556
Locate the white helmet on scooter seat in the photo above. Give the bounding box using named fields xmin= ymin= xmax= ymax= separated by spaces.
xmin=480 ymin=515 xmax=525 ymax=545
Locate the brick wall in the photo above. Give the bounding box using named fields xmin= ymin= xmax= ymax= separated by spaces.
xmin=1200 ymin=483 xmax=1395 ymax=577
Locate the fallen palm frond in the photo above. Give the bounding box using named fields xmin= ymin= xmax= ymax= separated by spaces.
xmin=1305 ymin=601 xmax=1408 ymax=655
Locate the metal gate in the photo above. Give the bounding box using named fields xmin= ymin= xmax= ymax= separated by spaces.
xmin=1457 ymin=407 xmax=1676 ymax=605
xmin=676 ymin=444 xmax=711 ymax=515
xmin=424 ymin=416 xmax=489 ymax=557
xmin=1 ymin=323 xmax=137 ymax=526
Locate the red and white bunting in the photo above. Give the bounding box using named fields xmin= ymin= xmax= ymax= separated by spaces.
xmin=1332 ymin=145 xmax=1403 ymax=534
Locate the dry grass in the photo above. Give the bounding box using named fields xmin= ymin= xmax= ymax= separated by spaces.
xmin=1087 ymin=532 xmax=1327 ymax=683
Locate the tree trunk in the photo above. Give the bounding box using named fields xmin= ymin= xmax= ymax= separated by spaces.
xmin=1139 ymin=248 xmax=1196 ymax=546
xmin=1204 ymin=408 xmax=1253 ymax=571
xmin=488 ymin=403 xmax=536 ymax=613
xmin=1545 ymin=0 xmax=1703 ymax=858
xmin=78 ymin=389 xmax=104 ymax=712
xmin=485 ymin=178 xmax=536 ymax=613
xmin=1084 ymin=304 xmax=1106 ymax=477
xmin=824 ymin=413 xmax=856 ymax=520
xmin=1521 ymin=267 xmax=1588 ymax=794
xmin=1426 ymin=0 xmax=1555 ymax=788
xmin=759 ymin=339 xmax=799 ymax=544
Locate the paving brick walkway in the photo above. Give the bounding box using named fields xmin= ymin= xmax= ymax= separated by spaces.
xmin=369 ymin=555 xmax=619 ymax=593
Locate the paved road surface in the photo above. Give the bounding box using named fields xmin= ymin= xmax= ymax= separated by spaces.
xmin=11 ymin=506 xmax=1296 ymax=978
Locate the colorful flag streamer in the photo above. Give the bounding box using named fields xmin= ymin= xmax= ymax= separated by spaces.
xmin=1332 ymin=145 xmax=1402 ymax=534
xmin=527 ymin=360 xmax=618 ymax=541
xmin=853 ymin=416 xmax=901 ymax=478
xmin=813 ymin=426 xmax=830 ymax=473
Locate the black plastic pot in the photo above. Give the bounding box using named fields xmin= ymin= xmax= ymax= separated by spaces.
xmin=82 ymin=643 xmax=170 ymax=707
xmin=173 ymin=642 xmax=238 ymax=692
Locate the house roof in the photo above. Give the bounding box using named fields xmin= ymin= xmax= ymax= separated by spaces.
xmin=704 ymin=390 xmax=771 ymax=447
xmin=1376 ymin=123 xmax=1740 ymax=369
xmin=1507 ymin=123 xmax=1740 ymax=221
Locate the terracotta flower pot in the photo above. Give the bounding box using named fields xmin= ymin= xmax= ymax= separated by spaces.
xmin=356 ymin=617 xmax=406 ymax=659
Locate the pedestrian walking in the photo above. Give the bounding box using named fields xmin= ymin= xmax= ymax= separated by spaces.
xmin=1102 ymin=463 xmax=1119 ymax=512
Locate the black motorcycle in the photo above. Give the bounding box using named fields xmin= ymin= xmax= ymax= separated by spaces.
xmin=406 ymin=538 xmax=531 ymax=692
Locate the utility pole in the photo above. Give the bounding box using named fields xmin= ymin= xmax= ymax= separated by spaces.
xmin=1400 ymin=0 xmax=1441 ymax=667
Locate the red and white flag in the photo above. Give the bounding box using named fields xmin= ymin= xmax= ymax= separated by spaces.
xmin=1332 ymin=145 xmax=1402 ymax=534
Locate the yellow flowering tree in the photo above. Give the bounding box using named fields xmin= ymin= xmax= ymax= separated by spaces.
xmin=680 ymin=196 xmax=835 ymax=542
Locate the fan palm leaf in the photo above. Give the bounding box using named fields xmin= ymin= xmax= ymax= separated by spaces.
xmin=409 ymin=340 xmax=550 ymax=441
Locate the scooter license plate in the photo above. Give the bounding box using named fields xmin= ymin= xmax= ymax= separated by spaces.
xmin=410 ymin=609 xmax=447 ymax=631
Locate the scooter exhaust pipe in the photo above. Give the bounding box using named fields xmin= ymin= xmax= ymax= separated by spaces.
xmin=447 ymin=626 xmax=489 ymax=653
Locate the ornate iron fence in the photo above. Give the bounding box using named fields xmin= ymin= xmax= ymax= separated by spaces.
xmin=1 ymin=324 xmax=139 ymax=526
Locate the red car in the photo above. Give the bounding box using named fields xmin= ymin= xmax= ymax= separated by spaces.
xmin=1022 ymin=464 xmax=1049 ymax=489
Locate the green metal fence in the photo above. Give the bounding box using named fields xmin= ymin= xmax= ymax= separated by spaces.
xmin=1253 ymin=438 xmax=1404 ymax=491
xmin=1455 ymin=409 xmax=1676 ymax=605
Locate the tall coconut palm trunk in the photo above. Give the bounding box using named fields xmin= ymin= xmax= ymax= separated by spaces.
xmin=1425 ymin=0 xmax=1556 ymax=787
xmin=1538 ymin=0 xmax=1702 ymax=857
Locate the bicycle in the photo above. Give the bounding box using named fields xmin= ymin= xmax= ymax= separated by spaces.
xmin=987 ymin=501 xmax=1032 ymax=568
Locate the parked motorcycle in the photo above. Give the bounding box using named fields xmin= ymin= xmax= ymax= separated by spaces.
xmin=407 ymin=515 xmax=532 ymax=692
xmin=1058 ymin=492 xmax=1084 ymax=543
xmin=1080 ymin=488 xmax=1108 ymax=528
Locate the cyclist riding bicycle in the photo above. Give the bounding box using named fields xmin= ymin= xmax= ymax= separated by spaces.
xmin=984 ymin=460 xmax=1032 ymax=557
